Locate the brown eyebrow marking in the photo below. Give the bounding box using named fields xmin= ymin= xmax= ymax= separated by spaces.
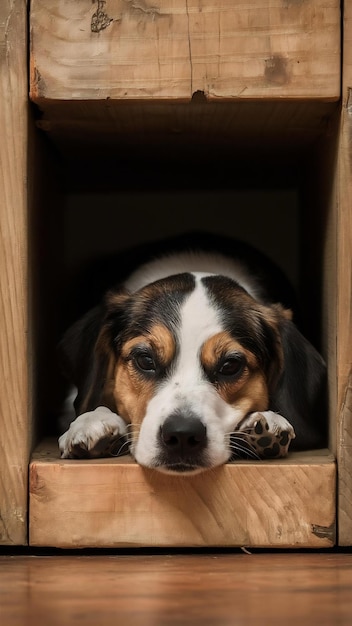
xmin=201 ymin=331 xmax=258 ymax=372
xmin=201 ymin=331 xmax=270 ymax=410
xmin=222 ymin=372 xmax=269 ymax=413
xmin=121 ymin=324 xmax=176 ymax=366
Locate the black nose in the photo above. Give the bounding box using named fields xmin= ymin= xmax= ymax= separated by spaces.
xmin=160 ymin=412 xmax=207 ymax=455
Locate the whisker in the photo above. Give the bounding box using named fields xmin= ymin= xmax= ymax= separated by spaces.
xmin=108 ymin=421 xmax=141 ymax=457
xmin=126 ymin=423 xmax=139 ymax=432
xmin=110 ymin=436 xmax=133 ymax=457
xmin=229 ymin=444 xmax=261 ymax=461
xmin=228 ymin=432 xmax=261 ymax=461
xmin=230 ymin=429 xmax=255 ymax=439
xmin=230 ymin=443 xmax=258 ymax=455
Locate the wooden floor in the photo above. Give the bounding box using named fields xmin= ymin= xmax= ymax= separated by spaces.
xmin=1 ymin=552 xmax=352 ymax=625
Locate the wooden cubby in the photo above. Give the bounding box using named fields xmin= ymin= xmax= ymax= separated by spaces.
xmin=1 ymin=0 xmax=351 ymax=548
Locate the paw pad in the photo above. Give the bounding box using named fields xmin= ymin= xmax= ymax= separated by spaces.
xmin=235 ymin=411 xmax=295 ymax=460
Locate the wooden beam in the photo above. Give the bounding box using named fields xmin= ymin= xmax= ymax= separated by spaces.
xmin=337 ymin=0 xmax=352 ymax=546
xmin=30 ymin=443 xmax=336 ymax=548
xmin=0 ymin=1 xmax=30 ymax=545
xmin=30 ymin=0 xmax=340 ymax=103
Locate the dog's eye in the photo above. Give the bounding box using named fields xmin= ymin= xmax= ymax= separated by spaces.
xmin=218 ymin=356 xmax=245 ymax=379
xmin=133 ymin=352 xmax=156 ymax=373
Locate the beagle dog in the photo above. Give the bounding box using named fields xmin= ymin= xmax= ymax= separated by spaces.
xmin=58 ymin=233 xmax=327 ymax=474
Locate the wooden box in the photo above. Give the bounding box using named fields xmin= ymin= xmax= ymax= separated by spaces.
xmin=2 ymin=0 xmax=351 ymax=548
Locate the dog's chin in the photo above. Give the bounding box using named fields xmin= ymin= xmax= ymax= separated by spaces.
xmin=155 ymin=463 xmax=208 ymax=476
xmin=133 ymin=451 xmax=231 ymax=475
xmin=135 ymin=457 xmax=211 ymax=475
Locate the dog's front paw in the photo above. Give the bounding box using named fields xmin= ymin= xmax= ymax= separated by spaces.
xmin=239 ymin=411 xmax=296 ymax=459
xmin=58 ymin=407 xmax=128 ymax=459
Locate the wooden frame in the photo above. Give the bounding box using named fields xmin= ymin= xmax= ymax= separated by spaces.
xmin=2 ymin=0 xmax=352 ymax=548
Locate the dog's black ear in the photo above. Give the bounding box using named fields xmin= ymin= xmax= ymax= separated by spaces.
xmin=58 ymin=306 xmax=103 ymax=388
xmin=58 ymin=290 xmax=130 ymax=415
xmin=270 ymin=317 xmax=327 ymax=450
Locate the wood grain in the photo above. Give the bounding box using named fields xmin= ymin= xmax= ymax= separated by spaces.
xmin=29 ymin=443 xmax=336 ymax=548
xmin=337 ymin=1 xmax=352 ymax=546
xmin=0 ymin=1 xmax=30 ymax=545
xmin=1 ymin=553 xmax=352 ymax=626
xmin=29 ymin=0 xmax=340 ymax=103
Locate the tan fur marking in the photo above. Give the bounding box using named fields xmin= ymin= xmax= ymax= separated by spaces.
xmin=274 ymin=303 xmax=293 ymax=321
xmin=105 ymin=290 xmax=130 ymax=309
xmin=121 ymin=324 xmax=175 ymax=365
xmin=148 ymin=324 xmax=176 ymax=364
xmin=201 ymin=332 xmax=258 ymax=372
xmin=201 ymin=331 xmax=270 ymax=411
xmin=114 ymin=324 xmax=176 ymax=439
xmin=113 ymin=359 xmax=155 ymax=436
xmin=222 ymin=371 xmax=269 ymax=413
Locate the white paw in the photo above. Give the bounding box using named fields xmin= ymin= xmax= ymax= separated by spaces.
xmin=58 ymin=406 xmax=128 ymax=459
xmin=242 ymin=410 xmax=295 ymax=438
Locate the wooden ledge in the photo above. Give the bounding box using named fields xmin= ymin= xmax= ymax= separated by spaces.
xmin=29 ymin=441 xmax=336 ymax=549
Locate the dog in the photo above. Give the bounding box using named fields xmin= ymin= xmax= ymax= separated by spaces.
xmin=58 ymin=232 xmax=327 ymax=474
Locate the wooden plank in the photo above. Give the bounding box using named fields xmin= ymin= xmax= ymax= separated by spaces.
xmin=337 ymin=1 xmax=352 ymax=546
xmin=29 ymin=0 xmax=340 ymax=104
xmin=0 ymin=1 xmax=29 ymax=545
xmin=29 ymin=442 xmax=336 ymax=548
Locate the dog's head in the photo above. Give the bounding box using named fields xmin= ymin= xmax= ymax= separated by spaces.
xmin=64 ymin=271 xmax=310 ymax=473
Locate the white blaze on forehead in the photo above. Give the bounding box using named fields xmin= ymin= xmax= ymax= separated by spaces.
xmin=174 ymin=273 xmax=222 ymax=383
